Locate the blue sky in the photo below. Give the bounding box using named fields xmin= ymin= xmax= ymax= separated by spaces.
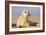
xmin=12 ymin=6 xmax=40 ymax=16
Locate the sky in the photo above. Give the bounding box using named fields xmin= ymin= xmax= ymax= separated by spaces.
xmin=12 ymin=6 xmax=40 ymax=16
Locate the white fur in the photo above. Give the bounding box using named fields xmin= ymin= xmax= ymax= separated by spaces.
xmin=16 ymin=10 xmax=29 ymax=27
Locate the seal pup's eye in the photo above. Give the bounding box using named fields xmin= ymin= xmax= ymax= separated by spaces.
xmin=24 ymin=11 xmax=26 ymax=13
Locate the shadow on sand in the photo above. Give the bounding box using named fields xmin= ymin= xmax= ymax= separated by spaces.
xmin=12 ymin=21 xmax=38 ymax=28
